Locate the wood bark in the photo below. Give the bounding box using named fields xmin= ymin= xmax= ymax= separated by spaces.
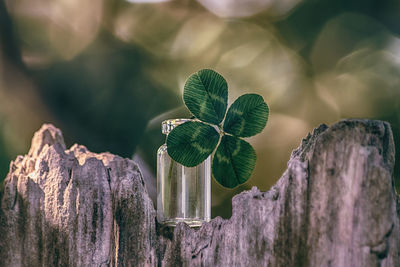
xmin=0 ymin=120 xmax=399 ymax=266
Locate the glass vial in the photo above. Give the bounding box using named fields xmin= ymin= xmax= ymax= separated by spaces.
xmin=157 ymin=119 xmax=211 ymax=227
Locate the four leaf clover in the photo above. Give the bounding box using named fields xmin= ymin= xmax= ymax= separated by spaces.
xmin=166 ymin=69 xmax=269 ymax=188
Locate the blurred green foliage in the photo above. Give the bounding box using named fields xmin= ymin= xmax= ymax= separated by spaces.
xmin=0 ymin=122 xmax=11 ymax=180
xmin=0 ymin=0 xmax=399 ymax=217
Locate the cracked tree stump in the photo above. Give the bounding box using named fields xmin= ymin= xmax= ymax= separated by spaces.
xmin=0 ymin=119 xmax=399 ymax=266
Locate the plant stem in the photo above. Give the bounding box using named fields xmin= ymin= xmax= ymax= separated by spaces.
xmin=167 ymin=158 xmax=177 ymax=217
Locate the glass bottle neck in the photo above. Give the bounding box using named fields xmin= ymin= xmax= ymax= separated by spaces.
xmin=161 ymin=118 xmax=193 ymax=135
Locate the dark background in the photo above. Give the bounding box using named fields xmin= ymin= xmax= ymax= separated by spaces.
xmin=0 ymin=0 xmax=399 ymax=218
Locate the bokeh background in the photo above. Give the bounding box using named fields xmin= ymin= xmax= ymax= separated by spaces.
xmin=0 ymin=0 xmax=399 ymax=218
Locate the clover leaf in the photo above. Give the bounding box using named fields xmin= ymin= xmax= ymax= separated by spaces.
xmin=167 ymin=69 xmax=269 ymax=188
xmin=212 ymin=135 xmax=256 ymax=188
xmin=167 ymin=121 xmax=219 ymax=167
xmin=183 ymin=69 xmax=228 ymax=125
xmin=223 ymin=94 xmax=269 ymax=137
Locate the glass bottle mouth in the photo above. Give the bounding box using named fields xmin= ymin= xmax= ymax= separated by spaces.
xmin=161 ymin=118 xmax=193 ymax=134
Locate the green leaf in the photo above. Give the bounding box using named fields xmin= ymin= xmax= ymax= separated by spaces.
xmin=183 ymin=69 xmax=228 ymax=125
xmin=167 ymin=121 xmax=219 ymax=167
xmin=212 ymin=135 xmax=256 ymax=188
xmin=223 ymin=94 xmax=269 ymax=137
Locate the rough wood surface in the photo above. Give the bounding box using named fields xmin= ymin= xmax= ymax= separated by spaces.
xmin=0 ymin=125 xmax=157 ymax=266
xmin=1 ymin=120 xmax=399 ymax=266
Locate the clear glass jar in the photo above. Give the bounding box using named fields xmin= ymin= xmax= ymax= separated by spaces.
xmin=157 ymin=119 xmax=211 ymax=227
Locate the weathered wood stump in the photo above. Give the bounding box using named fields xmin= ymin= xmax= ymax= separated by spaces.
xmin=0 ymin=120 xmax=399 ymax=266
